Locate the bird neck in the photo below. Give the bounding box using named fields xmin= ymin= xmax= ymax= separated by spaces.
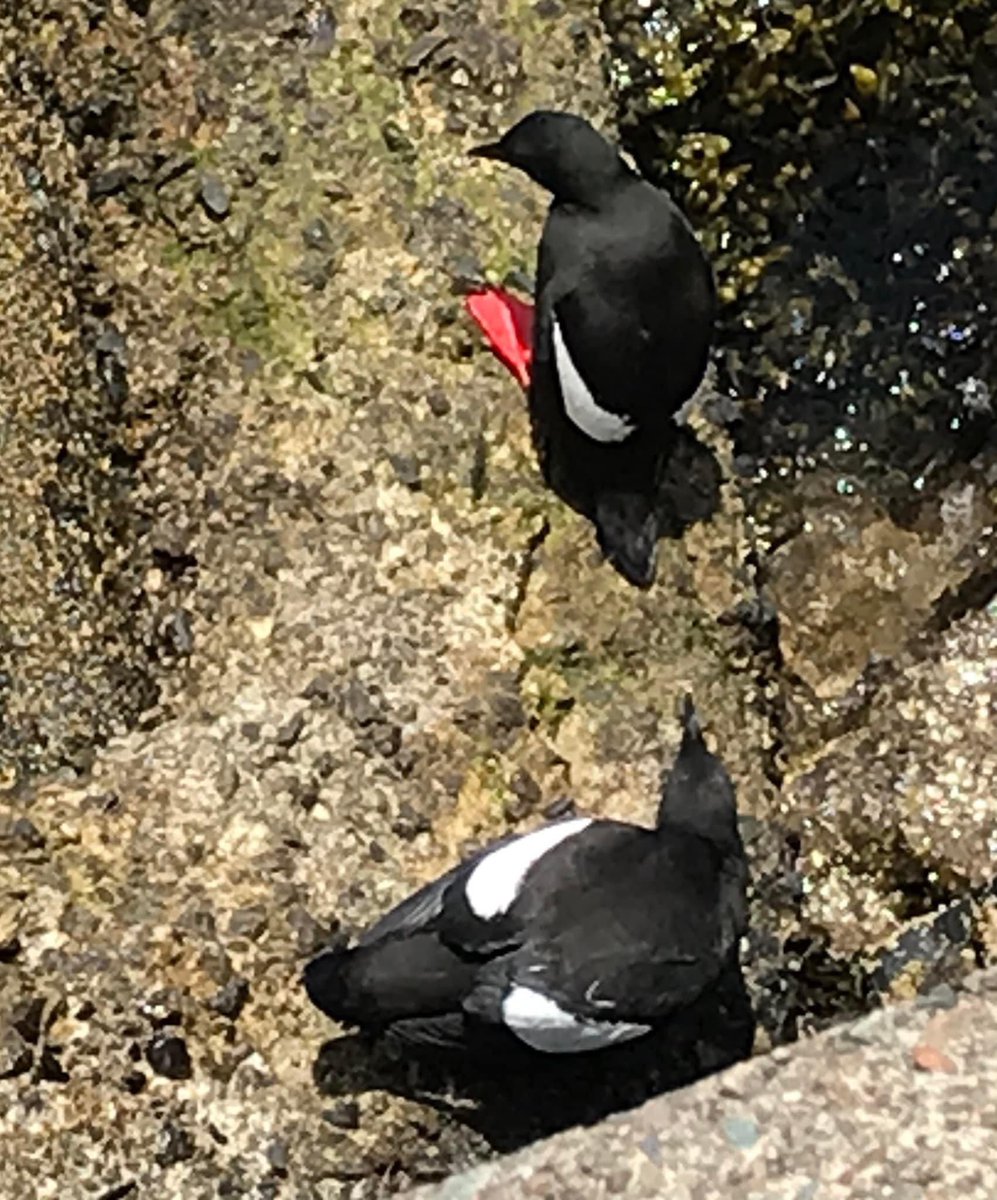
xmin=655 ymin=799 xmax=741 ymax=856
xmin=549 ymin=158 xmax=633 ymax=209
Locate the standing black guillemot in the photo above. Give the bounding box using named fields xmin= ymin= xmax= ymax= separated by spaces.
xmin=468 ymin=110 xmax=716 ymax=588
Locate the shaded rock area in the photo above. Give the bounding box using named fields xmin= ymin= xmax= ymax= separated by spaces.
xmin=409 ymin=968 xmax=997 ymax=1200
xmin=0 ymin=0 xmax=994 ymax=1197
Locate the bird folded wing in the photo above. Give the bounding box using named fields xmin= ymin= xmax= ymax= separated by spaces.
xmin=465 ymin=287 xmax=535 ymax=389
xmin=358 ymin=832 xmax=521 ymax=946
xmin=575 ymin=948 xmax=720 ymax=1023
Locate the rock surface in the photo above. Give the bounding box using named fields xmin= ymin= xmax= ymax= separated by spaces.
xmin=1 ymin=0 xmax=995 ymax=1196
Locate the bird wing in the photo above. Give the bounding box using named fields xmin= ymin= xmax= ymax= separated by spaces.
xmin=534 ymin=197 xmax=714 ymax=430
xmin=546 ymin=285 xmax=673 ymax=429
xmin=357 ymin=831 xmax=523 ymax=947
xmin=380 ymin=1013 xmax=472 ymax=1052
xmin=504 ymin=822 xmax=739 ymax=1024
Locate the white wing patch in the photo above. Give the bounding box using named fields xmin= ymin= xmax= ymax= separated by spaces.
xmin=463 ymin=817 xmax=593 ymax=921
xmin=552 ymin=316 xmax=635 ymax=444
xmin=502 ymin=984 xmax=650 ymax=1054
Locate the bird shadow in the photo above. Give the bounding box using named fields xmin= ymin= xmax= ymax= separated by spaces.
xmin=655 ymin=423 xmax=724 ymax=540
xmin=311 ymin=965 xmax=755 ymax=1154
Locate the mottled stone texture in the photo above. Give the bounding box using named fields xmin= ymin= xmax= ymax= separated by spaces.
xmin=1 ymin=0 xmax=995 ymax=1195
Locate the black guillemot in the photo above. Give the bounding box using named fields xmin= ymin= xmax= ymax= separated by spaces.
xmin=303 ymin=696 xmax=748 ymax=1060
xmin=467 ymin=110 xmax=716 ymax=589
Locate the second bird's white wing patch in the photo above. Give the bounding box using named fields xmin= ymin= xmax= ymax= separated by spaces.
xmin=464 ymin=817 xmax=593 ymax=921
xmin=502 ymin=985 xmax=651 ymax=1054
xmin=552 ymin=316 xmax=635 ymax=443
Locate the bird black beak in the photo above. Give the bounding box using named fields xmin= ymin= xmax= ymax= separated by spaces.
xmin=468 ymin=141 xmax=504 ymax=161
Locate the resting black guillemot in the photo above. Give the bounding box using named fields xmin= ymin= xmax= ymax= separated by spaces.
xmin=303 ymin=696 xmax=748 ymax=1059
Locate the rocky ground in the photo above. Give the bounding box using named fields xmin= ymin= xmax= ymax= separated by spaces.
xmin=1 ymin=0 xmax=995 ymax=1197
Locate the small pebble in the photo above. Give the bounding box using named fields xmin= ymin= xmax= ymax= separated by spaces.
xmin=164 ymin=609 xmax=194 ymax=655
xmin=145 ymin=1032 xmax=193 ymax=1080
xmin=340 ymin=680 xmax=381 ymax=727
xmin=302 ymin=673 xmax=337 ymax=704
xmin=389 ymin=453 xmax=422 ymax=490
xmin=543 ymin=796 xmax=576 ymax=820
xmin=722 ymin=1114 xmax=760 ymax=1150
xmin=156 ymin=1122 xmax=196 ymax=1167
xmin=275 ymin=711 xmax=306 ymax=749
xmin=9 ymin=818 xmax=45 ymax=850
xmin=322 ymin=1100 xmax=360 ymax=1129
xmin=426 ymin=389 xmax=451 ymax=417
xmin=911 ymin=1042 xmax=958 ymax=1074
xmin=121 ymin=1070 xmax=146 ymax=1094
xmin=209 ymin=977 xmax=250 ymax=1021
xmin=199 ymin=173 xmax=231 ymax=218
xmin=504 ymin=768 xmax=542 ymax=822
xmin=266 ymin=1139 xmax=290 ymax=1175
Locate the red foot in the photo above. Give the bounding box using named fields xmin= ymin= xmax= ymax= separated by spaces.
xmin=465 ymin=287 xmax=535 ymax=390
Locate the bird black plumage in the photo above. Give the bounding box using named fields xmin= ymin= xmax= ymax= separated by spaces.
xmin=469 ymin=110 xmax=716 ymax=588
xmin=303 ymin=696 xmax=749 ymax=1062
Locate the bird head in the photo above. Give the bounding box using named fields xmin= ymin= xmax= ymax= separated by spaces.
xmin=656 ymin=695 xmax=741 ymax=850
xmin=469 ymin=110 xmax=631 ymax=206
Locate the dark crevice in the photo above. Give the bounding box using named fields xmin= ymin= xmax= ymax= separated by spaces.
xmin=504 ymin=517 xmax=550 ymax=634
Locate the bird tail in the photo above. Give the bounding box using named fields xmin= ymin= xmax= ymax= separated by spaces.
xmin=303 ymin=934 xmax=476 ymax=1028
xmin=594 ymin=491 xmax=659 ymax=589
